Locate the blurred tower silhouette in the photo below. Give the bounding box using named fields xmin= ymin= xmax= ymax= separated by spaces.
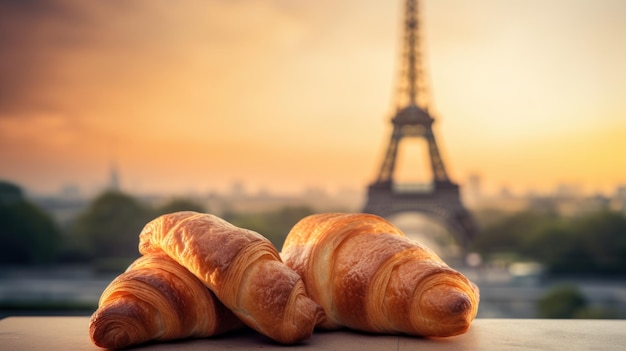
xmin=108 ymin=161 xmax=121 ymax=192
xmin=362 ymin=0 xmax=477 ymax=250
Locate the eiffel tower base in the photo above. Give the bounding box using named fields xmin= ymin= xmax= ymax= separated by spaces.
xmin=362 ymin=181 xmax=476 ymax=257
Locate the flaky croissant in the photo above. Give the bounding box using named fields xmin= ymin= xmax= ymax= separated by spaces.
xmin=138 ymin=211 xmax=324 ymax=344
xmin=89 ymin=252 xmax=243 ymax=349
xmin=281 ymin=213 xmax=480 ymax=337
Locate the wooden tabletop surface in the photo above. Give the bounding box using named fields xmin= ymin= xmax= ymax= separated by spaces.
xmin=1 ymin=317 xmax=625 ymax=350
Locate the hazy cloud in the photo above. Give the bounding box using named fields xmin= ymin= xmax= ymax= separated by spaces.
xmin=0 ymin=0 xmax=92 ymax=115
xmin=1 ymin=0 xmax=623 ymax=195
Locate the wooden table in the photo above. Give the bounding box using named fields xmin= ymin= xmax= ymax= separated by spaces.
xmin=1 ymin=317 xmax=624 ymax=350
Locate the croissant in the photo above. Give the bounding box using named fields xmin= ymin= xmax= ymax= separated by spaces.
xmin=138 ymin=211 xmax=324 ymax=344
xmin=89 ymin=252 xmax=243 ymax=349
xmin=281 ymin=212 xmax=480 ymax=337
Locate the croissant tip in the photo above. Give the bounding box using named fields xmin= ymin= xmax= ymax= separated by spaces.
xmin=276 ymin=296 xmax=325 ymax=345
xmin=89 ymin=303 xmax=150 ymax=350
xmin=447 ymin=293 xmax=472 ymax=315
xmin=90 ymin=323 xmax=133 ymax=349
xmin=416 ymin=284 xmax=477 ymax=337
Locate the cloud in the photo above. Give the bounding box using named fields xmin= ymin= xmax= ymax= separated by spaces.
xmin=0 ymin=0 xmax=96 ymax=116
xmin=0 ymin=0 xmax=310 ymax=118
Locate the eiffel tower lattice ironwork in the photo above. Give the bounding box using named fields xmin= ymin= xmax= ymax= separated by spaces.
xmin=362 ymin=0 xmax=477 ymax=250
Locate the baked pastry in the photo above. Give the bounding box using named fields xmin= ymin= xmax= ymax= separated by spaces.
xmin=89 ymin=252 xmax=242 ymax=349
xmin=281 ymin=212 xmax=479 ymax=337
xmin=138 ymin=211 xmax=324 ymax=344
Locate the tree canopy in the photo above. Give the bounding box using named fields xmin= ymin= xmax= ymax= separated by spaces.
xmin=70 ymin=191 xmax=152 ymax=261
xmin=223 ymin=206 xmax=315 ymax=248
xmin=4 ymin=176 xmax=625 ymax=278
xmin=153 ymin=197 xmax=206 ymax=217
xmin=0 ymin=181 xmax=62 ymax=264
xmin=473 ymin=209 xmax=626 ymax=275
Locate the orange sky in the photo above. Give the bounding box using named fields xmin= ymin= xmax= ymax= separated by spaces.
xmin=1 ymin=0 xmax=625 ymax=198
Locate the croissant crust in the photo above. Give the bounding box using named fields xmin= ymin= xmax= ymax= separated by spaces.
xmin=281 ymin=212 xmax=480 ymax=337
xmin=89 ymin=252 xmax=242 ymax=349
xmin=138 ymin=211 xmax=324 ymax=344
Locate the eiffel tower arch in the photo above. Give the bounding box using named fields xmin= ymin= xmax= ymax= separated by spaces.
xmin=363 ymin=0 xmax=477 ymax=252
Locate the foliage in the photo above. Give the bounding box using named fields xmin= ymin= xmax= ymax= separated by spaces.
xmin=0 ymin=181 xmax=23 ymax=205
xmin=572 ymin=306 xmax=620 ymax=319
xmin=526 ymin=211 xmax=626 ymax=275
xmin=472 ymin=209 xmax=560 ymax=259
xmin=473 ymin=208 xmax=626 ymax=275
xmin=536 ymin=284 xmax=620 ymax=319
xmin=61 ymin=194 xmax=205 ymax=265
xmin=536 ymin=284 xmax=588 ymax=318
xmin=153 ymin=198 xmax=206 ymax=217
xmin=576 ymin=211 xmax=626 ymax=274
xmin=66 ymin=192 xmax=312 ymax=263
xmin=0 ymin=181 xmax=62 ymax=264
xmin=69 ymin=191 xmax=152 ymax=261
xmin=7 ymin=176 xmax=625 ymax=277
xmin=223 ymin=206 xmax=315 ymax=249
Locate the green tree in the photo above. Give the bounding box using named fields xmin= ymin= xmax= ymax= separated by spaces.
xmin=265 ymin=206 xmax=315 ymax=248
xmin=70 ymin=191 xmax=151 ymax=262
xmin=0 ymin=181 xmax=62 ymax=264
xmin=521 ymin=210 xmax=626 ymax=275
xmin=522 ymin=221 xmax=591 ymax=274
xmin=223 ymin=206 xmax=315 ymax=249
xmin=472 ymin=209 xmax=559 ymax=260
xmin=537 ymin=284 xmax=587 ymax=318
xmin=153 ymin=198 xmax=206 ymax=217
xmin=575 ymin=211 xmax=626 ymax=275
xmin=537 ymin=284 xmax=620 ymax=319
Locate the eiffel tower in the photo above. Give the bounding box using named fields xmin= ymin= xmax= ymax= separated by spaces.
xmin=362 ymin=0 xmax=477 ymax=250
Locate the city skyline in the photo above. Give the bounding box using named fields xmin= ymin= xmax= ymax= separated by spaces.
xmin=1 ymin=0 xmax=625 ymax=198
xmin=20 ymin=161 xmax=626 ymax=203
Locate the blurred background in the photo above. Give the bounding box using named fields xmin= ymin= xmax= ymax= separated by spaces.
xmin=1 ymin=0 xmax=625 ymax=320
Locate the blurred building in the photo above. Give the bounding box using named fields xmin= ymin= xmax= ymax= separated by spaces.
xmin=611 ymin=185 xmax=626 ymax=215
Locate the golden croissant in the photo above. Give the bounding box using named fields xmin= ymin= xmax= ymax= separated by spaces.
xmin=281 ymin=213 xmax=480 ymax=337
xmin=138 ymin=211 xmax=324 ymax=344
xmin=89 ymin=252 xmax=243 ymax=349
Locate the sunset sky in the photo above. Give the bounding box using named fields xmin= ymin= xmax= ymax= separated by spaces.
xmin=1 ymin=0 xmax=625 ymax=198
